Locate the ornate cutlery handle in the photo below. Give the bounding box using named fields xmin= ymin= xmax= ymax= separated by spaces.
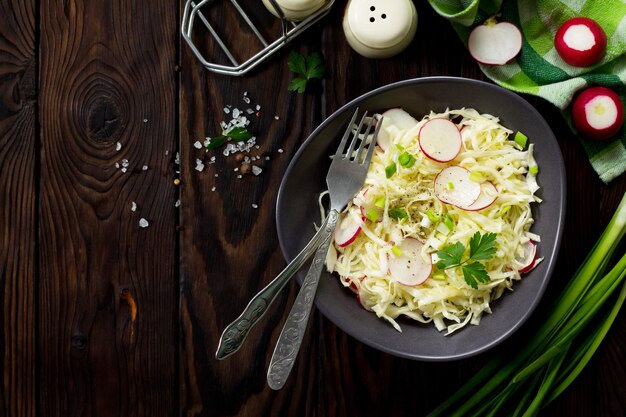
xmin=215 ymin=213 xmax=333 ymax=360
xmin=266 ymin=209 xmax=339 ymax=390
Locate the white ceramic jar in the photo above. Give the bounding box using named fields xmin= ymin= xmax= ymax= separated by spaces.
xmin=342 ymin=0 xmax=418 ymax=59
xmin=262 ymin=0 xmax=328 ymax=21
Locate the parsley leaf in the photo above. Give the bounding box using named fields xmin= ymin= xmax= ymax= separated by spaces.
xmin=436 ymin=241 xmax=465 ymax=270
xmin=226 ymin=127 xmax=252 ymax=142
xmin=206 ymin=135 xmax=226 ymax=149
xmin=469 ymin=231 xmax=497 ymax=261
xmin=462 ymin=262 xmax=490 ymax=289
xmin=287 ymin=51 xmax=325 ymax=93
xmin=436 ymin=232 xmax=498 ymax=289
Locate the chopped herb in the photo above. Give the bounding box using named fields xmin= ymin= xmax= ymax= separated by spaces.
xmin=529 ymin=165 xmax=539 ymax=175
xmin=389 ymin=208 xmax=408 ymax=221
xmin=226 ymin=127 xmax=253 ymax=142
xmin=432 ymin=270 xmax=447 ymax=281
xmin=391 ymin=246 xmax=403 ymax=256
xmin=287 ymin=51 xmax=325 ymax=93
xmin=398 ymin=151 xmax=416 ymax=168
xmin=365 ymin=208 xmax=380 ymax=222
xmin=385 ymin=162 xmax=397 ymax=178
xmin=426 ymin=209 xmax=440 ymax=223
xmin=442 ymin=213 xmax=455 ymax=231
xmin=469 ymin=171 xmax=484 ymax=183
xmin=206 ymin=135 xmax=226 ymax=149
xmin=374 ymin=196 xmax=386 ymax=209
xmin=447 ymin=181 xmax=455 ymax=190
xmin=436 ymin=232 xmax=498 ymax=289
xmin=395 ymin=144 xmax=405 ymax=152
xmin=514 ymin=131 xmax=528 ymax=148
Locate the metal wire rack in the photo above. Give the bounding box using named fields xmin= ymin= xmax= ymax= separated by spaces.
xmin=181 ymin=0 xmax=335 ymax=76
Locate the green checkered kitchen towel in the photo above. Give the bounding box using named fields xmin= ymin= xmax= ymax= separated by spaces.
xmin=428 ymin=0 xmax=626 ymax=183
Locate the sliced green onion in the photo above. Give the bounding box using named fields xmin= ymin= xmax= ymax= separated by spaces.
xmin=432 ymin=271 xmax=447 ymax=281
xmin=398 ymin=151 xmax=416 ymax=168
xmin=389 ymin=208 xmax=408 ymax=221
xmin=365 ymin=208 xmax=380 ymax=222
xmin=446 ymin=182 xmax=454 ymax=191
xmin=469 ymin=171 xmax=484 ymax=183
xmin=374 ymin=196 xmax=386 ymax=209
xmin=385 ymin=162 xmax=396 ymax=178
xmin=514 ymin=131 xmax=528 ymax=148
xmin=443 ymin=214 xmax=454 ymax=231
xmin=501 ymin=205 xmax=511 ymax=215
xmin=529 ymin=165 xmax=539 ymax=175
xmin=391 ymin=246 xmax=403 ymax=256
xmin=395 ymin=144 xmax=405 ymax=152
xmin=426 ymin=209 xmax=440 ymax=223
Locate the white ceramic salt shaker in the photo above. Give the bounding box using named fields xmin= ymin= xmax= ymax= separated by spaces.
xmin=343 ymin=0 xmax=418 ymax=59
xmin=262 ymin=0 xmax=328 ymax=21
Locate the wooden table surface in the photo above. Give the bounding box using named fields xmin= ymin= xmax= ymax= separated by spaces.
xmin=1 ymin=0 xmax=625 ymax=416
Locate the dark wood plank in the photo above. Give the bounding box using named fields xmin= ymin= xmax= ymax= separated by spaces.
xmin=178 ymin=2 xmax=326 ymax=415
xmin=38 ymin=1 xmax=179 ymax=415
xmin=0 ymin=1 xmax=37 ymax=416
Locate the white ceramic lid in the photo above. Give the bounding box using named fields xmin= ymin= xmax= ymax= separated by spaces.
xmin=346 ymin=0 xmax=414 ymax=49
xmin=268 ymin=0 xmax=325 ymax=12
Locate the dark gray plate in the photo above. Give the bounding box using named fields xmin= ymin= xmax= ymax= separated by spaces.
xmin=276 ymin=77 xmax=566 ymax=361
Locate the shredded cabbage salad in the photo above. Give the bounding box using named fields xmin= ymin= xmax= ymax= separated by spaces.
xmin=323 ymin=108 xmax=542 ymax=334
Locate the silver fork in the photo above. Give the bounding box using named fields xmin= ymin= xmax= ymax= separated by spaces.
xmin=215 ymin=109 xmax=380 ymax=361
xmin=266 ymin=110 xmax=381 ymax=390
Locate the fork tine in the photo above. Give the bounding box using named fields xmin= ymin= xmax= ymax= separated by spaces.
xmin=361 ymin=116 xmax=383 ymax=167
xmin=345 ymin=111 xmax=368 ymax=160
xmin=334 ymin=108 xmax=360 ymax=159
xmin=354 ymin=115 xmax=375 ymax=163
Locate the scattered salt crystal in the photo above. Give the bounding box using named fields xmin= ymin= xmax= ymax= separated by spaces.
xmin=214 ymin=173 xmax=219 ymax=177
xmin=174 ymin=152 xmax=180 ymax=165
xmin=246 ymin=108 xmax=254 ymax=114
xmin=243 ymin=91 xmax=248 ymax=96
xmin=237 ymin=174 xmax=242 ymax=179
xmin=195 ymin=159 xmax=205 ymax=172
xmin=122 ymin=159 xmax=129 ymax=168
xmin=143 ymin=118 xmax=148 ymax=123
xmin=252 ymin=204 xmax=258 ymax=209
xmin=175 ymin=199 xmax=181 ymax=207
xmin=251 ymin=166 xmax=262 ymax=176
xmin=234 ymin=167 xmax=239 ymax=172
xmin=274 ymin=115 xmax=280 ymax=120
xmin=121 ymin=167 xmax=127 ymax=173
xmin=277 ymin=148 xmax=284 ymax=153
xmin=115 ymin=162 xmax=120 ymax=169
xmin=211 ymin=186 xmax=216 ymax=192
xmin=232 ymin=108 xmax=241 ymax=118
xmin=255 ymin=105 xmax=261 ymax=111
xmin=243 ymin=97 xmax=250 ymax=104
xmin=131 ymin=201 xmax=137 ymax=212
xmin=209 ymin=156 xmax=216 ymax=164
xmin=165 ymin=150 xmax=169 ymax=155
xmin=142 ymin=165 xmax=148 ymax=171
xmin=139 ymin=218 xmax=149 ymax=228
xmin=223 ymin=107 xmax=230 ymax=114
xmin=193 ymin=141 xmax=202 ymax=149
xmin=116 ymin=142 xmax=122 ymax=151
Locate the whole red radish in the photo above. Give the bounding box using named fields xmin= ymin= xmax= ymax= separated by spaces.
xmin=555 ymin=17 xmax=606 ymax=67
xmin=571 ymin=86 xmax=624 ymax=141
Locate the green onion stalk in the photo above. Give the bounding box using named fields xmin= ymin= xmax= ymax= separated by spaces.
xmin=427 ymin=191 xmax=626 ymax=417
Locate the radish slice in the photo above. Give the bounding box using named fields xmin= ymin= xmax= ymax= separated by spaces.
xmin=375 ymin=127 xmax=391 ymax=151
xmin=334 ymin=210 xmax=362 ymax=247
xmin=516 ymin=241 xmax=537 ymax=273
xmin=419 ymin=118 xmax=462 ymax=162
xmin=433 ymin=166 xmax=481 ymax=209
xmin=468 ymin=21 xmax=522 ymax=65
xmin=465 ymin=181 xmax=498 ymax=211
xmin=555 ymin=17 xmax=606 ymax=67
xmin=388 ymin=238 xmax=432 ymax=286
xmin=381 ymin=108 xmax=419 ymax=131
xmin=572 ymin=86 xmax=624 ymax=141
